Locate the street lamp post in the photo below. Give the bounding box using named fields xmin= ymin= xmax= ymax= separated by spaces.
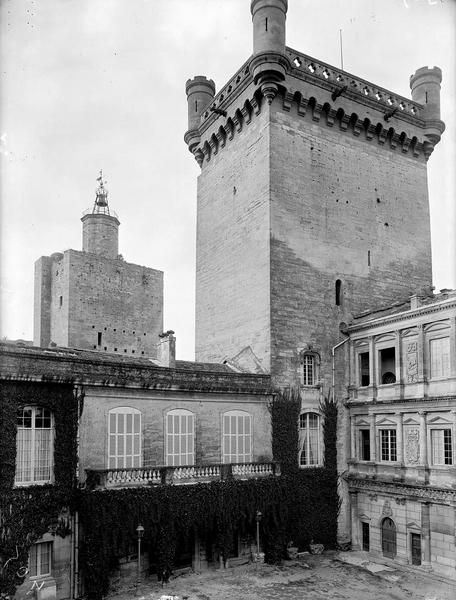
xmin=255 ymin=511 xmax=262 ymax=558
xmin=135 ymin=525 xmax=145 ymax=595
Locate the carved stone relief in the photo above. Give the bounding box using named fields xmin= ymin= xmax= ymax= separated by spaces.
xmin=405 ymin=428 xmax=420 ymax=464
xmin=406 ymin=341 xmax=418 ymax=383
xmin=382 ymin=500 xmax=393 ymax=517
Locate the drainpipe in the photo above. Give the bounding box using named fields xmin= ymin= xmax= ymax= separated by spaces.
xmin=331 ymin=336 xmax=349 ymax=401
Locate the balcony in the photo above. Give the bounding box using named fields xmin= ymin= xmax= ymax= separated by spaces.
xmin=85 ymin=462 xmax=281 ymax=490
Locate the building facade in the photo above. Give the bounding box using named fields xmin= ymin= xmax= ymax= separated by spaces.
xmin=33 ymin=178 xmax=163 ymax=358
xmin=345 ymin=291 xmax=456 ymax=577
xmin=0 ymin=339 xmax=277 ymax=600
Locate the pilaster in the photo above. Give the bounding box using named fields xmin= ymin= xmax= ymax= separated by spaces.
xmin=420 ymin=501 xmax=431 ymax=566
xmin=350 ymin=491 xmax=360 ymax=550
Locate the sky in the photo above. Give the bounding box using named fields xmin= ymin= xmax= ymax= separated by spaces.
xmin=1 ymin=0 xmax=455 ymax=360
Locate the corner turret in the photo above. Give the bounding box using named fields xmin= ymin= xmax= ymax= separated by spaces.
xmin=410 ymin=66 xmax=445 ymax=148
xmin=249 ymin=0 xmax=291 ymax=103
xmin=184 ymin=76 xmax=216 ymax=156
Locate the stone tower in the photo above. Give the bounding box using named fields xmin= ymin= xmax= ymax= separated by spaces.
xmin=34 ymin=174 xmax=163 ymax=357
xmin=184 ymin=0 xmax=444 ymax=395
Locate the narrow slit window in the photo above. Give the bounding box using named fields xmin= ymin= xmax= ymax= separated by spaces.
xmin=59 ymin=295 xmax=63 ymax=307
xmin=335 ymin=279 xmax=342 ymax=306
xmin=368 ymin=250 xmax=371 ymax=266
xmin=195 ymin=100 xmax=198 ymax=112
xmin=97 ymin=332 xmax=102 ymax=346
xmin=265 ymin=17 xmax=268 ymax=31
xmin=359 ymin=352 xmax=370 ymax=386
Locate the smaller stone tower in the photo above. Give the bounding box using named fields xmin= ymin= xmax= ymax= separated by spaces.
xmin=81 ymin=172 xmax=120 ymax=259
xmin=184 ymin=77 xmax=216 ymax=162
xmin=34 ymin=174 xmax=164 ymax=356
xmin=249 ymin=0 xmax=290 ymax=101
xmin=410 ymin=66 xmax=445 ymax=149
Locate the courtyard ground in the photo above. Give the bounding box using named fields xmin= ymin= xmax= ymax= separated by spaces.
xmin=109 ymin=551 xmax=456 ymax=600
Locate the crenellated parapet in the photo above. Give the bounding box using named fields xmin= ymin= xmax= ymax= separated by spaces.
xmin=184 ymin=3 xmax=444 ymax=166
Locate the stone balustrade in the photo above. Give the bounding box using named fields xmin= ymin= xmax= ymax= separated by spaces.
xmin=85 ymin=462 xmax=280 ymax=489
xmin=285 ymin=47 xmax=422 ymax=118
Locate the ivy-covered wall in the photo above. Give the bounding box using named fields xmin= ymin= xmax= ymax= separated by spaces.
xmin=79 ymin=391 xmax=339 ymax=599
xmin=0 ymin=381 xmax=78 ymax=597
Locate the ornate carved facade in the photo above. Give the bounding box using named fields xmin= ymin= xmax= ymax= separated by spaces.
xmin=344 ymin=291 xmax=456 ymax=578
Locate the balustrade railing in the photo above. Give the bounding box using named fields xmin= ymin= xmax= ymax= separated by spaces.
xmin=85 ymin=461 xmax=280 ymax=489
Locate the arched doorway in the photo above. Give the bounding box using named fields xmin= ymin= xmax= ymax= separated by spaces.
xmin=381 ymin=517 xmax=397 ymax=558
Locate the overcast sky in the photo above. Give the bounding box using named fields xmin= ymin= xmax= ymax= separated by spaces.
xmin=1 ymin=0 xmax=455 ymax=360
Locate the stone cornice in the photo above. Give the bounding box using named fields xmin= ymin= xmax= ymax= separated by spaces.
xmin=345 ymin=474 xmax=456 ymax=503
xmin=345 ymin=395 xmax=456 ymax=408
xmin=348 ymin=299 xmax=456 ymax=334
xmin=0 ymin=344 xmax=273 ymax=395
xmin=193 ymin=84 xmax=437 ymax=168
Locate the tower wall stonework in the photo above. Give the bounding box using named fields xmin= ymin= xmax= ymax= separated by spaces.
xmin=269 ymin=97 xmax=432 ymax=388
xmin=196 ymin=107 xmax=271 ymax=367
xmin=33 ymin=255 xmax=53 ymax=347
xmin=82 ymin=213 xmax=119 ymax=259
xmin=54 ymin=249 xmax=163 ymax=356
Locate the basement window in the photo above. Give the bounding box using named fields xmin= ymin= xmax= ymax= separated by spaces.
xmin=379 ymin=347 xmax=396 ymax=384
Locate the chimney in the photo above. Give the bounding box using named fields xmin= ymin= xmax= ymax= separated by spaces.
xmin=409 ymin=294 xmax=420 ymax=310
xmin=158 ymin=330 xmax=176 ymax=368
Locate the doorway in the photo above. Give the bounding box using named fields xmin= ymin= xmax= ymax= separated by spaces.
xmin=381 ymin=517 xmax=396 ymax=558
xmin=362 ymin=522 xmax=370 ymax=551
xmin=411 ymin=533 xmax=421 ymax=565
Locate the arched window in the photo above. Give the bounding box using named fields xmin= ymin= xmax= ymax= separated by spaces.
xmin=381 ymin=517 xmax=397 ymax=558
xmin=298 ymin=412 xmax=321 ymax=467
xmin=15 ymin=407 xmax=54 ymax=485
xmin=222 ymin=410 xmax=252 ymax=464
xmin=108 ymin=407 xmax=142 ymax=469
xmin=166 ymin=409 xmax=195 ymax=466
xmin=335 ymin=279 xmax=342 ymax=306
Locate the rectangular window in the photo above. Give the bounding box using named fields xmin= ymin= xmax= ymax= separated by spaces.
xmin=359 ymin=429 xmax=370 ymax=461
xmin=359 ymin=352 xmax=370 ymax=386
xmin=302 ymin=355 xmax=315 ymax=386
xmin=430 ymin=337 xmax=450 ymax=379
xmin=29 ymin=542 xmax=52 ymax=577
xmin=222 ymin=412 xmax=252 ymax=463
xmin=380 ymin=429 xmax=397 ymax=462
xmin=431 ymin=429 xmax=452 ymax=465
xmin=166 ymin=411 xmax=194 ymax=466
xmin=15 ymin=407 xmax=53 ymax=485
xmin=379 ymin=347 xmax=396 ymax=385
xmin=108 ymin=409 xmax=141 ymax=469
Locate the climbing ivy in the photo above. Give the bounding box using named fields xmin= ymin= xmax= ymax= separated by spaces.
xmin=79 ymin=391 xmax=339 ymax=599
xmin=0 ymin=381 xmax=78 ymax=597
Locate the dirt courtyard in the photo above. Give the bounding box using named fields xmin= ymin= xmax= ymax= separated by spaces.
xmin=110 ymin=552 xmax=455 ymax=600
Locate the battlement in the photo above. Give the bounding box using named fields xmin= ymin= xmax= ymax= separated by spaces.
xmin=196 ymin=49 xmax=426 ymax=137
xmin=285 ymin=47 xmax=423 ymax=123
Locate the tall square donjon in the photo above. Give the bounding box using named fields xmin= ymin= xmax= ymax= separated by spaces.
xmin=34 ymin=178 xmax=163 ymax=357
xmin=185 ymin=0 xmax=444 ymax=391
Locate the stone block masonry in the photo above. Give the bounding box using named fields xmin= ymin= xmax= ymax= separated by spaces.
xmin=34 ymin=249 xmax=163 ymax=358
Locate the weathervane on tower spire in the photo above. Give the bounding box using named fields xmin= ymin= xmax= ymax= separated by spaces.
xmin=94 ymin=169 xmax=109 ymax=211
